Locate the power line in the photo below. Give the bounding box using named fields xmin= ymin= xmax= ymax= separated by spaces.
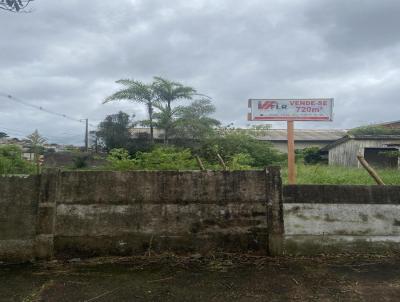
xmin=0 ymin=124 xmax=88 ymax=142
xmin=0 ymin=92 xmax=97 ymax=127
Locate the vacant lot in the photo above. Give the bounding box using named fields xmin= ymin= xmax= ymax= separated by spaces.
xmin=282 ymin=164 xmax=400 ymax=185
xmin=1 ymin=253 xmax=400 ymax=302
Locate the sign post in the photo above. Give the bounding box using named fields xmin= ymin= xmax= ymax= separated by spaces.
xmin=287 ymin=120 xmax=296 ymax=184
xmin=248 ymin=98 xmax=334 ymax=184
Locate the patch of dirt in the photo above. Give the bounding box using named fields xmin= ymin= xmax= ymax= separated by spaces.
xmin=1 ymin=253 xmax=400 ymax=301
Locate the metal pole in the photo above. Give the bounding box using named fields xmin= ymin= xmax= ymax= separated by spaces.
xmin=287 ymin=120 xmax=296 ymax=184
xmin=84 ymin=118 xmax=89 ymax=152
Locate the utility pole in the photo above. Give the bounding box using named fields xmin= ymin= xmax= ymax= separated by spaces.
xmin=84 ymin=118 xmax=89 ymax=152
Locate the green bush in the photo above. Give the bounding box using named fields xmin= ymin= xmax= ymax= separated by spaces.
xmin=72 ymin=154 xmax=90 ymax=169
xmin=0 ymin=145 xmax=35 ymax=175
xmin=107 ymin=147 xmax=198 ymax=171
xmin=134 ymin=147 xmax=198 ymax=170
xmin=227 ymin=153 xmax=253 ymax=170
xmin=199 ymin=131 xmax=285 ymax=168
xmin=107 ymin=148 xmax=137 ymax=171
xmin=301 ymin=147 xmax=327 ymax=165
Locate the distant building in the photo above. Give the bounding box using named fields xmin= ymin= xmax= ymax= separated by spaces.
xmin=129 ymin=127 xmax=347 ymax=153
xmin=255 ymin=129 xmax=347 ymax=153
xmin=321 ymin=135 xmax=400 ymax=168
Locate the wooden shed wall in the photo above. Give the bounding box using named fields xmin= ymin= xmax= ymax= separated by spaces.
xmin=328 ymin=139 xmax=400 ymax=167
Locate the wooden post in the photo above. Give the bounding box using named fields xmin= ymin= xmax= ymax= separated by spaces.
xmin=287 ymin=121 xmax=296 ymax=184
xmin=357 ymin=154 xmax=385 ymax=185
xmin=217 ymin=153 xmax=228 ymax=171
xmin=196 ymin=156 xmax=205 ymax=171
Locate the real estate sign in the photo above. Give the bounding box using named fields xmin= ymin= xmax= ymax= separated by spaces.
xmin=248 ymin=98 xmax=334 ymax=121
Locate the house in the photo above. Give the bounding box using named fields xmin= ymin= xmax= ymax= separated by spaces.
xmin=255 ymin=129 xmax=347 ymax=153
xmin=321 ymin=135 xmax=400 ymax=168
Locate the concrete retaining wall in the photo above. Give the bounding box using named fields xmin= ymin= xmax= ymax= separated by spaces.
xmin=0 ymin=168 xmax=283 ymax=261
xmin=3 ymin=170 xmax=399 ymax=260
xmin=283 ymin=185 xmax=400 ymax=254
xmin=0 ymin=175 xmax=39 ymax=261
xmin=54 ymin=170 xmax=279 ymax=256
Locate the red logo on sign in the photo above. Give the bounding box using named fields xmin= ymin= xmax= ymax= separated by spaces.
xmin=258 ymin=101 xmax=278 ymax=110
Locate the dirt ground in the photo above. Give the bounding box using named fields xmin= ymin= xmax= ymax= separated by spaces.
xmin=1 ymin=253 xmax=400 ymax=302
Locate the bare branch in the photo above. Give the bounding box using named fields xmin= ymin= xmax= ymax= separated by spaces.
xmin=0 ymin=0 xmax=34 ymax=13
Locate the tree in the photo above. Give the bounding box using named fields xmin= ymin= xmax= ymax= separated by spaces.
xmin=26 ymin=129 xmax=46 ymax=174
xmin=97 ymin=111 xmax=134 ymax=151
xmin=173 ymin=99 xmax=220 ymax=142
xmin=152 ymin=77 xmax=198 ymax=144
xmin=0 ymin=0 xmax=33 ymax=12
xmin=104 ymin=80 xmax=157 ymax=143
xmin=198 ymin=128 xmax=285 ymax=168
xmin=0 ymin=132 xmax=8 ymax=139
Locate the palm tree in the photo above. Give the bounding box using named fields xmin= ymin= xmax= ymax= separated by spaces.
xmin=26 ymin=129 xmax=46 ymax=174
xmin=152 ymin=77 xmax=198 ymax=144
xmin=104 ymin=80 xmax=157 ymax=143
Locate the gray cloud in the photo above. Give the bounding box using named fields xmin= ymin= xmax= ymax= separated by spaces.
xmin=0 ymin=0 xmax=399 ymax=144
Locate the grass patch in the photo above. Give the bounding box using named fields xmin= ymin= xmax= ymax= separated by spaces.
xmin=281 ymin=164 xmax=400 ymax=185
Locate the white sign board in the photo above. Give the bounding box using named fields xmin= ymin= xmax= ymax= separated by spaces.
xmin=248 ymin=98 xmax=334 ymax=121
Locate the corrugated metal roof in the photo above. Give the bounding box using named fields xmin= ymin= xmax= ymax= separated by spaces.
xmin=321 ymin=135 xmax=400 ymax=151
xmin=130 ymin=128 xmax=347 ymax=142
xmin=255 ymin=129 xmax=347 ymax=141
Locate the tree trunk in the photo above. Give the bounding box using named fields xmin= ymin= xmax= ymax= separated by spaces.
xmin=164 ymin=130 xmax=168 ymax=145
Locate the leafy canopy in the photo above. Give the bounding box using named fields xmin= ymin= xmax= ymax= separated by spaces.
xmin=97 ymin=111 xmax=135 ymax=151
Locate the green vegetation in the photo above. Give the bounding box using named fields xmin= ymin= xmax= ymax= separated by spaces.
xmin=26 ymin=130 xmax=47 ymax=174
xmin=0 ymin=145 xmax=35 ymax=175
xmin=299 ymin=147 xmax=327 ymax=165
xmin=100 ymin=76 xmax=284 ymax=171
xmin=197 ymin=129 xmax=285 ymax=169
xmin=281 ymin=164 xmax=400 ymax=185
xmin=107 ymin=147 xmax=198 ymax=171
xmin=104 ymin=77 xmax=198 ymax=143
xmin=105 ymin=146 xmax=252 ymax=171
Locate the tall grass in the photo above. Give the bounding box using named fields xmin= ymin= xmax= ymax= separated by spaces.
xmin=281 ymin=164 xmax=400 ymax=185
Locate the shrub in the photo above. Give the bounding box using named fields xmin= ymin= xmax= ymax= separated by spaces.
xmin=107 ymin=147 xmax=198 ymax=171
xmin=302 ymin=147 xmax=326 ymax=165
xmin=135 ymin=147 xmax=198 ymax=170
xmin=107 ymin=148 xmax=137 ymax=171
xmin=72 ymin=154 xmax=90 ymax=169
xmin=0 ymin=145 xmax=35 ymax=175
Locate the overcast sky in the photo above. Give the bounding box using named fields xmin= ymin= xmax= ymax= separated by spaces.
xmin=1 ymin=0 xmax=399 ymax=145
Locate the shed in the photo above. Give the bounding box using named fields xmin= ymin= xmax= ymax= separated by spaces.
xmin=321 ymin=135 xmax=400 ymax=168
